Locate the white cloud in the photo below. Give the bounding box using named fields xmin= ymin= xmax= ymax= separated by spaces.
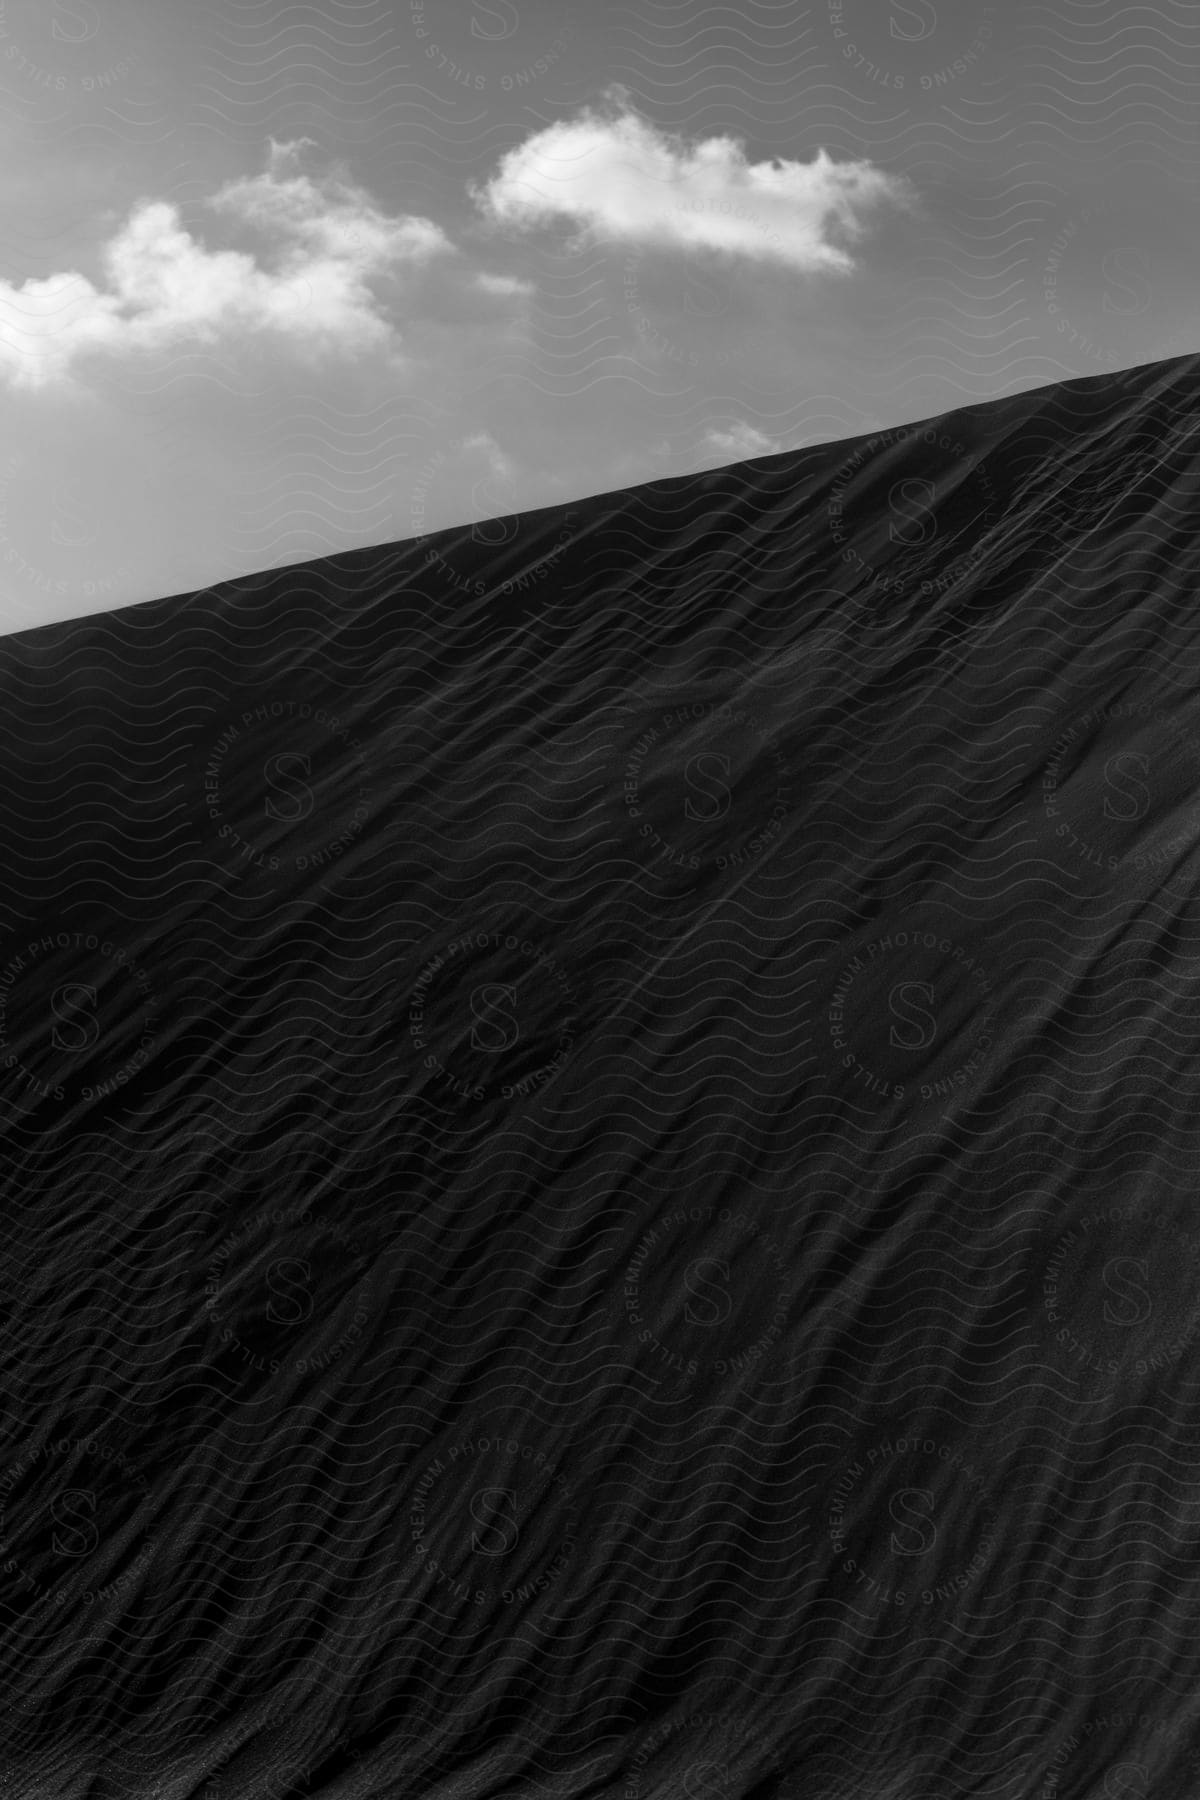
xmin=474 ymin=271 xmax=535 ymax=297
xmin=459 ymin=430 xmax=516 ymax=480
xmin=211 ymin=141 xmax=449 ymax=270
xmin=0 ymin=140 xmax=452 ymax=391
xmin=699 ymin=421 xmax=779 ymax=461
xmin=471 ymin=96 xmax=914 ymax=272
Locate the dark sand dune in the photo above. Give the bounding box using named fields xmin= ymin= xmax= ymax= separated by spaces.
xmin=3 ymin=353 xmax=1200 ymax=1797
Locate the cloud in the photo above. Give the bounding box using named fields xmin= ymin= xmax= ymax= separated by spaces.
xmin=459 ymin=430 xmax=516 ymax=480
xmin=474 ymin=272 xmax=535 ymax=297
xmin=699 ymin=421 xmax=779 ymax=461
xmin=0 ymin=140 xmax=452 ymax=391
xmin=471 ymin=96 xmax=914 ymax=272
xmin=212 ymin=140 xmax=449 ymax=270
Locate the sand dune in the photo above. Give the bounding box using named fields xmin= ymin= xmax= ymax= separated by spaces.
xmin=1 ymin=353 xmax=1200 ymax=1797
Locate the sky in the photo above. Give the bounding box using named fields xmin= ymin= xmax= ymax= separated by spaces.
xmin=0 ymin=0 xmax=1197 ymax=629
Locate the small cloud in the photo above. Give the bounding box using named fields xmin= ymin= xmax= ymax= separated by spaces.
xmin=0 ymin=140 xmax=452 ymax=392
xmin=211 ymin=141 xmax=450 ymax=269
xmin=471 ymin=94 xmax=914 ymax=273
xmin=265 ymin=136 xmax=320 ymax=176
xmin=474 ymin=271 xmax=535 ymax=297
xmin=460 ymin=429 xmax=515 ymax=480
xmin=607 ymin=438 xmax=677 ymax=480
xmin=699 ymin=421 xmax=779 ymax=461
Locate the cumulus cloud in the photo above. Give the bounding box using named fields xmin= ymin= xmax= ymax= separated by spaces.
xmin=699 ymin=421 xmax=779 ymax=461
xmin=471 ymin=97 xmax=914 ymax=272
xmin=212 ymin=138 xmax=449 ymax=269
xmin=0 ymin=140 xmax=452 ymax=391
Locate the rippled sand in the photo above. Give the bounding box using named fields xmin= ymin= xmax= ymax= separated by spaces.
xmin=2 ymin=353 xmax=1200 ymax=1797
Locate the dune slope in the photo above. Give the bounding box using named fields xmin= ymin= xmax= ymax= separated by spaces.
xmin=2 ymin=354 xmax=1200 ymax=1797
